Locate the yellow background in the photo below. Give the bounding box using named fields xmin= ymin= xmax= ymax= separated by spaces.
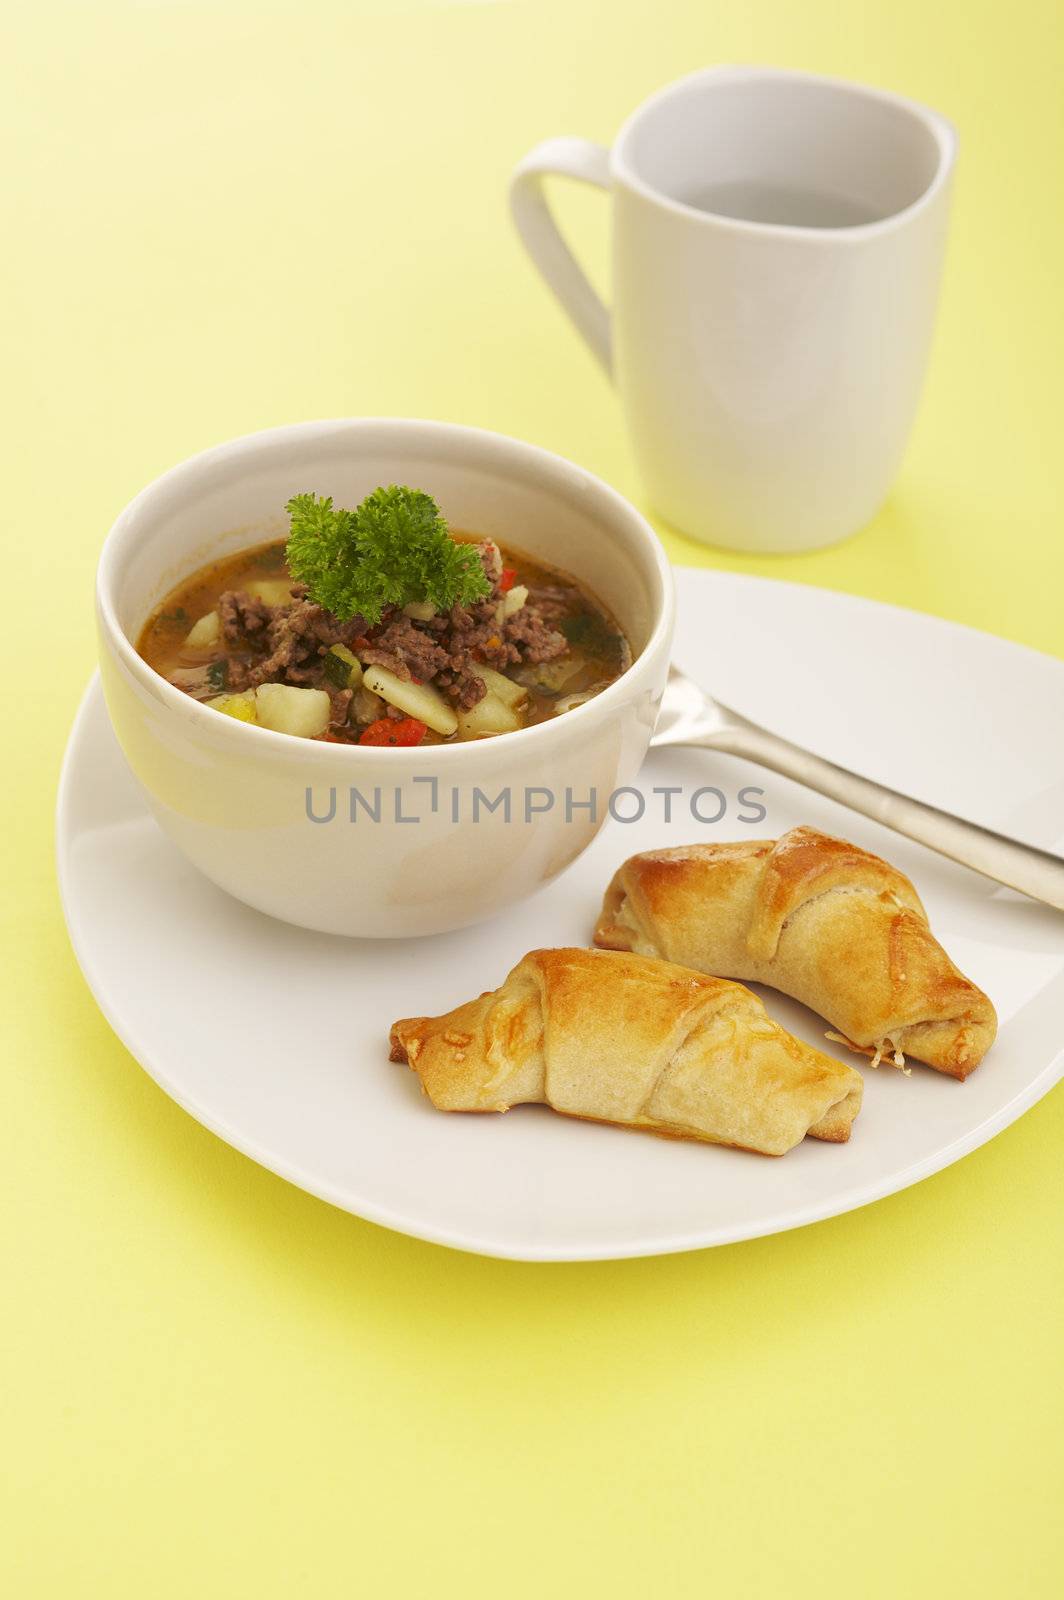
xmin=4 ymin=2 xmax=1062 ymax=1594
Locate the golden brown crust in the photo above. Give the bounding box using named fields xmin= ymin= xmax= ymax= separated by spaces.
xmin=593 ymin=826 xmax=997 ymax=1079
xmin=390 ymin=947 xmax=863 ymax=1157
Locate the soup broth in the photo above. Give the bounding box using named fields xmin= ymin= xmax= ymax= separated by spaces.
xmin=138 ymin=533 xmax=630 ymax=745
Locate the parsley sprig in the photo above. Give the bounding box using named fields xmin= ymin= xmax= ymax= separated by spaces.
xmin=285 ymin=486 xmax=491 ymax=625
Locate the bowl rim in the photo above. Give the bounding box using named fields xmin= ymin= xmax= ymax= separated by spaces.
xmin=96 ymin=416 xmax=675 ymax=765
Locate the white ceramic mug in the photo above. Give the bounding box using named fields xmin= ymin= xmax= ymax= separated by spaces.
xmin=511 ymin=66 xmax=957 ymax=554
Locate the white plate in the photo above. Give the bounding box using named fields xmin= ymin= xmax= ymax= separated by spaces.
xmin=57 ymin=569 xmax=1064 ymax=1260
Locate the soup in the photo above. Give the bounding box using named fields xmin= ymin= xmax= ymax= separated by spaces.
xmin=138 ymin=529 xmax=630 ymax=745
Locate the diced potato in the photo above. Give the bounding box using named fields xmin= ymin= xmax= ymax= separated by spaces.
xmin=350 ymin=687 xmax=384 ymax=726
xmin=244 ymin=578 xmax=295 ymax=606
xmin=402 ymin=600 xmax=437 ymax=621
xmin=184 ymin=610 xmax=221 ymax=650
xmin=456 ymin=692 xmax=523 ymax=739
xmin=525 ymin=651 xmax=586 ymax=693
xmin=501 ymin=584 xmax=528 ymax=619
xmin=206 ymin=691 xmax=258 ymax=723
xmin=476 ymin=665 xmax=529 ymax=709
xmin=362 ymin=665 xmax=458 ymax=737
xmin=255 ymin=683 xmax=331 ymax=738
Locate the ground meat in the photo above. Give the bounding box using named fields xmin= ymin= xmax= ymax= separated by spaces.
xmin=203 ymin=550 xmax=573 ymax=729
xmin=525 ymin=584 xmax=574 ymax=620
xmin=432 ymin=658 xmax=488 ymax=710
xmin=479 ymin=541 xmax=504 ymax=584
xmin=224 ymin=658 xmax=253 ymax=692
xmin=503 ymin=607 xmax=568 ymax=664
xmin=358 ymin=615 xmax=453 ymax=683
xmin=219 ymin=590 xmax=272 ymax=646
xmin=328 ymin=688 xmax=353 ymax=729
xmin=403 ymin=596 xmax=564 ymax=706
xmin=356 ymin=599 xmax=559 ymax=710
xmin=231 ymin=598 xmax=369 ymax=689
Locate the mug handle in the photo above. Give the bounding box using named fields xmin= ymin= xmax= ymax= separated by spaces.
xmin=509 ymin=137 xmax=613 ymax=378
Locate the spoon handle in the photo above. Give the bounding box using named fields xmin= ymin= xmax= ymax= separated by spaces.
xmin=699 ymin=718 xmax=1064 ymax=911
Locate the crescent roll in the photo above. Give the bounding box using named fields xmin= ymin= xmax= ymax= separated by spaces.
xmin=595 ymin=827 xmax=997 ymax=1079
xmin=390 ymin=946 xmax=863 ymax=1157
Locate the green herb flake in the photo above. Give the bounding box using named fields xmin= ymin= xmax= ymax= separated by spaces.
xmin=285 ymin=486 xmax=490 ymax=625
xmin=560 ymin=614 xmax=590 ymax=646
xmin=561 ymin=610 xmax=623 ymax=663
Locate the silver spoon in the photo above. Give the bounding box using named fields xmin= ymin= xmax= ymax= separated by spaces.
xmin=651 ymin=666 xmax=1064 ymax=911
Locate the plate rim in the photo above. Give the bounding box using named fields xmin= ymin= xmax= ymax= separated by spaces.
xmin=57 ymin=570 xmax=1064 ymax=1261
xmin=680 ymin=565 xmax=1064 ymax=680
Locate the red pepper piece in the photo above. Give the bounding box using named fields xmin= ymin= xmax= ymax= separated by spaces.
xmin=498 ymin=567 xmax=518 ymax=592
xmin=359 ymin=717 xmax=427 ymax=747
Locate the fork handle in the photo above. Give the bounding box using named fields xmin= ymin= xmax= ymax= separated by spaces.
xmin=697 ymin=716 xmax=1064 ymax=911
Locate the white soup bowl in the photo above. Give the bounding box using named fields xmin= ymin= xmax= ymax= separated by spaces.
xmin=96 ymin=419 xmax=674 ymax=937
